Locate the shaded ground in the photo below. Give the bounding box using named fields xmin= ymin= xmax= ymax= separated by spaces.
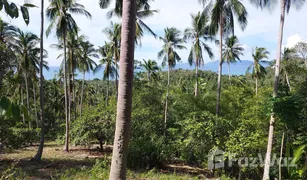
xmin=0 ymin=142 xmax=213 ymax=180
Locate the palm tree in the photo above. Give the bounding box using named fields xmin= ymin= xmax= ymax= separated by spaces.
xmin=199 ymin=0 xmax=248 ymax=115
xmin=99 ymin=0 xmax=157 ymax=43
xmin=281 ymin=48 xmax=296 ymax=91
xmin=184 ymin=11 xmax=214 ymax=96
xmin=10 ymin=27 xmax=40 ymax=129
xmin=222 ymin=36 xmax=244 ymax=81
xmin=33 ymin=0 xmax=45 ymax=161
xmin=158 ymin=27 xmax=186 ymax=132
xmin=103 ymin=22 xmax=121 ymax=97
xmin=246 ymin=47 xmax=270 ymax=95
xmin=78 ymin=41 xmax=98 ymax=117
xmin=46 ymin=0 xmax=91 ymax=152
xmin=109 ymin=0 xmax=136 ymax=178
xmin=140 ymin=59 xmax=160 ymax=81
xmin=95 ymin=43 xmax=117 ymax=105
xmin=250 ymin=0 xmax=305 ymax=178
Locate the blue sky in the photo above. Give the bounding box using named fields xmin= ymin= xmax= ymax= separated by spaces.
xmin=2 ymin=0 xmax=307 ymax=68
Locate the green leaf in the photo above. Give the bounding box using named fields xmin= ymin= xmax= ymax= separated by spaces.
xmin=0 ymin=0 xmax=4 ymax=11
xmin=4 ymin=1 xmax=12 ymax=18
xmin=23 ymin=3 xmax=37 ymax=8
xmin=9 ymin=3 xmax=18 ymax=18
xmin=0 ymin=96 xmax=10 ymax=110
xmin=20 ymin=6 xmax=29 ymax=25
xmin=11 ymin=103 xmax=20 ymax=121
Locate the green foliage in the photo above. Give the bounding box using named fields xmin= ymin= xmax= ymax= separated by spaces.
xmin=0 ymin=0 xmax=35 ymax=25
xmin=71 ymin=98 xmax=116 ymax=147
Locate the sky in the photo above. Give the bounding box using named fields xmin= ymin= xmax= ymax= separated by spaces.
xmin=2 ymin=0 xmax=307 ymax=68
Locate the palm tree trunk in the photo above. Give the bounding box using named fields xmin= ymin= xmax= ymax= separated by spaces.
xmin=263 ymin=0 xmax=285 ymax=179
xmin=21 ymin=88 xmax=25 ymax=124
xmin=109 ymin=0 xmax=136 ymax=178
xmin=216 ymin=19 xmax=223 ymax=116
xmin=63 ymin=29 xmax=69 ymax=152
xmin=164 ymin=65 xmax=170 ymax=133
xmin=256 ymin=77 xmax=258 ymax=95
xmin=285 ymin=72 xmax=291 ymax=92
xmin=195 ymin=60 xmax=198 ymax=97
xmin=33 ymin=83 xmax=38 ymax=128
xmin=228 ymin=61 xmax=231 ymax=81
xmin=279 ymin=132 xmax=285 ymax=180
xmin=80 ymin=71 xmax=85 ymax=117
xmin=115 ymin=66 xmax=118 ymax=99
xmin=24 ymin=70 xmax=31 ymax=129
xmin=106 ymin=72 xmax=109 ymax=106
xmin=32 ymin=0 xmax=45 ymax=161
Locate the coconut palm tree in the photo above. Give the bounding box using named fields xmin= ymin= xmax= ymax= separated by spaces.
xmin=78 ymin=41 xmax=98 ymax=117
xmin=32 ymin=0 xmax=45 ymax=161
xmin=140 ymin=59 xmax=160 ymax=81
xmin=10 ymin=27 xmax=41 ymax=129
xmin=95 ymin=42 xmax=117 ymax=105
xmin=158 ymin=27 xmax=186 ymax=133
xmin=222 ymin=35 xmax=244 ymax=81
xmin=280 ymin=48 xmax=297 ymax=92
xmin=99 ymin=0 xmax=157 ymax=43
xmin=109 ymin=0 xmax=136 ymax=178
xmin=46 ymin=0 xmax=91 ymax=152
xmin=184 ymin=11 xmax=214 ymax=96
xmin=250 ymin=0 xmax=305 ymax=178
xmin=103 ymin=22 xmax=121 ymax=97
xmin=246 ymin=47 xmax=270 ymax=95
xmin=199 ymin=0 xmax=248 ymax=116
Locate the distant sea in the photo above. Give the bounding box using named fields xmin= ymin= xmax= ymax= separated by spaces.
xmin=44 ymin=60 xmax=268 ymax=80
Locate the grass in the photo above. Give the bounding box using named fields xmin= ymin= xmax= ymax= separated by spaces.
xmin=0 ymin=142 xmax=206 ymax=180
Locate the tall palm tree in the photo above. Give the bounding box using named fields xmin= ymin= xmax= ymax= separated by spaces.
xmin=103 ymin=22 xmax=121 ymax=97
xmin=140 ymin=59 xmax=159 ymax=81
xmin=46 ymin=0 xmax=91 ymax=152
xmin=246 ymin=47 xmax=270 ymax=95
xmin=78 ymin=41 xmax=98 ymax=117
xmin=250 ymin=0 xmax=305 ymax=178
xmin=95 ymin=42 xmax=117 ymax=105
xmin=99 ymin=0 xmax=157 ymax=43
xmin=281 ymin=48 xmax=296 ymax=91
xmin=10 ymin=27 xmax=40 ymax=129
xmin=222 ymin=35 xmax=244 ymax=81
xmin=184 ymin=11 xmax=214 ymax=96
xmin=199 ymin=0 xmax=248 ymax=115
xmin=158 ymin=27 xmax=186 ymax=132
xmin=33 ymin=0 xmax=45 ymax=161
xmin=109 ymin=0 xmax=136 ymax=178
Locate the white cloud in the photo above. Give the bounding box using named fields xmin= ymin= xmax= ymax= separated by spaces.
xmin=284 ymin=34 xmax=306 ymax=48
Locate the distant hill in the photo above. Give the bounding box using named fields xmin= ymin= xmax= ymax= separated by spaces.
xmin=44 ymin=60 xmax=268 ymax=80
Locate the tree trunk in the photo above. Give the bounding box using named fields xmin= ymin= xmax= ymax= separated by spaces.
xmin=263 ymin=0 xmax=285 ymax=179
xmin=33 ymin=83 xmax=38 ymax=128
xmin=285 ymin=72 xmax=291 ymax=92
xmin=32 ymin=0 xmax=45 ymax=161
xmin=256 ymin=77 xmax=258 ymax=95
xmin=24 ymin=70 xmax=31 ymax=129
xmin=63 ymin=29 xmax=69 ymax=152
xmin=80 ymin=71 xmax=85 ymax=118
xmin=279 ymin=132 xmax=285 ymax=180
xmin=164 ymin=65 xmax=170 ymax=133
xmin=195 ymin=60 xmax=198 ymax=97
xmin=228 ymin=61 xmax=231 ymax=81
xmin=109 ymin=0 xmax=136 ymax=179
xmin=21 ymin=89 xmax=25 ymax=124
xmin=99 ymin=140 xmax=103 ymax=150
xmin=216 ymin=19 xmax=223 ymax=116
xmin=106 ymin=71 xmax=109 ymax=106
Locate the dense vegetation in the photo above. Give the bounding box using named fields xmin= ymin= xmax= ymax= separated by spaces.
xmin=0 ymin=0 xmax=307 ymax=179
